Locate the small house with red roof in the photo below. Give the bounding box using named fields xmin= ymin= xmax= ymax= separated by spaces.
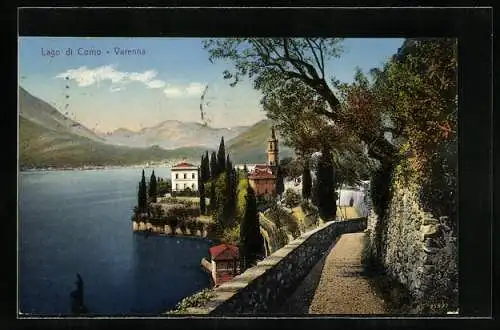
xmin=201 ymin=244 xmax=240 ymax=286
xmin=171 ymin=160 xmax=199 ymax=192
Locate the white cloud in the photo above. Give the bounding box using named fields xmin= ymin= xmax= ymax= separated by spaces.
xmin=185 ymin=82 xmax=205 ymax=96
xmin=129 ymin=70 xmax=157 ymax=83
xmin=56 ymin=65 xmax=166 ymax=91
xmin=163 ymin=82 xmax=206 ymax=98
xmin=146 ymin=80 xmax=166 ymax=89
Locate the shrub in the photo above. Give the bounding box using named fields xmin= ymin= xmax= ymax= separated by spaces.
xmin=172 ymin=187 xmax=199 ymax=198
xmin=167 ymin=288 xmax=215 ymax=314
xmin=266 ymin=205 xmax=301 ymax=238
xmin=283 ymin=188 xmax=301 ymax=208
xmin=220 ymin=225 xmax=240 ymax=245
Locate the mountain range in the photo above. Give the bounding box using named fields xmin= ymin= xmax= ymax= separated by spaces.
xmin=18 ymin=87 xmax=294 ymax=169
xmin=99 ymin=120 xmax=248 ymax=150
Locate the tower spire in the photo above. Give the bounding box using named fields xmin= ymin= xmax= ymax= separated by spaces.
xmin=267 ymin=126 xmax=279 ymax=166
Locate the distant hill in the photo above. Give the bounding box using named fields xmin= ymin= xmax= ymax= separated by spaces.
xmin=19 ymin=87 xmax=212 ymax=169
xmin=18 ymin=87 xmax=295 ymax=169
xmin=100 ymin=120 xmax=248 ymax=150
xmin=19 ymin=86 xmax=105 ymax=143
xmin=227 ymin=119 xmax=294 ymax=164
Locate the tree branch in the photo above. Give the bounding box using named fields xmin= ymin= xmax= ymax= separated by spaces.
xmin=305 ymin=38 xmax=325 ymax=79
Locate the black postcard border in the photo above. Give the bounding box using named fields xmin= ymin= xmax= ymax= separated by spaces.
xmin=4 ymin=5 xmax=495 ymax=330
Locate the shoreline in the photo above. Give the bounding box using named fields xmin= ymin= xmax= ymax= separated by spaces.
xmin=19 ymin=164 xmax=171 ymax=173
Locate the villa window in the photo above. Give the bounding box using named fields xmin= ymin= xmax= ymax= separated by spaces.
xmin=175 ymin=184 xmax=179 ymax=190
xmin=192 ymin=183 xmax=195 ymax=190
xmin=184 ymin=183 xmax=187 ymax=189
xmin=184 ymin=173 xmax=187 ymax=179
xmin=175 ymin=173 xmax=178 ymax=179
xmin=192 ymin=173 xmax=195 ymax=179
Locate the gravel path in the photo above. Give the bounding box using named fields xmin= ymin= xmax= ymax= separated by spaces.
xmin=280 ymin=232 xmax=387 ymax=314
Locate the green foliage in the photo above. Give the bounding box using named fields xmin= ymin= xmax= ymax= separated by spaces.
xmin=137 ymin=170 xmax=148 ymax=214
xmin=370 ymin=162 xmax=394 ymax=219
xmin=148 ymin=170 xmax=158 ymax=201
xmin=313 ymin=149 xmax=337 ymax=221
xmin=157 ymin=178 xmax=171 ymax=196
xmin=226 ymin=119 xmax=294 ymax=164
xmin=199 ymin=181 xmax=206 ymax=215
xmin=209 ymin=151 xmax=217 ymax=181
xmin=266 ymin=205 xmax=301 ymax=239
xmin=203 ymin=37 xmax=397 ymax=166
xmin=168 ymin=288 xmax=215 ymax=313
xmin=236 ymin=178 xmax=250 ymax=221
xmin=209 ymin=177 xmax=217 ymax=213
xmin=162 ymin=204 xmax=201 ymax=220
xmin=213 ymin=172 xmax=231 ymax=231
xmin=220 ymin=225 xmax=240 ymax=245
xmin=217 ymin=137 xmax=226 ymax=176
xmin=172 ymin=187 xmax=198 ymax=198
xmin=302 ymin=161 xmax=312 ymax=200
xmin=283 ymin=188 xmax=301 ymax=208
xmin=275 ymin=165 xmax=285 ymax=197
xmin=202 ymin=151 xmax=210 ymax=182
xmin=239 ymin=184 xmax=264 ymax=271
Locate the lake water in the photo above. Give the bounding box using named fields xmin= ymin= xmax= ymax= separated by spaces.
xmin=19 ymin=167 xmax=212 ymax=316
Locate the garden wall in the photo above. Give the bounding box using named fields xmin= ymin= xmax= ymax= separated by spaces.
xmin=179 ymin=218 xmax=367 ymax=315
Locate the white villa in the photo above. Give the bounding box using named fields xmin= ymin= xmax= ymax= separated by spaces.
xmin=171 ymin=161 xmax=199 ymax=192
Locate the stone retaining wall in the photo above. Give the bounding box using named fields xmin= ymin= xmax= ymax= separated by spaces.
xmin=366 ymin=179 xmax=458 ymax=312
xmin=132 ymin=221 xmax=208 ymax=237
xmin=181 ymin=218 xmax=367 ymax=315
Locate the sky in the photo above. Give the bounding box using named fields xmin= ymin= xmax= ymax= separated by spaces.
xmin=18 ymin=37 xmax=404 ymax=133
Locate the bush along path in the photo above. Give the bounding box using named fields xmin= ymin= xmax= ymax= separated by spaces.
xmin=280 ymin=232 xmax=387 ymax=314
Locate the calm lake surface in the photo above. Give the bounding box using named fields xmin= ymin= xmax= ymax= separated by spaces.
xmin=19 ymin=167 xmax=212 ymax=316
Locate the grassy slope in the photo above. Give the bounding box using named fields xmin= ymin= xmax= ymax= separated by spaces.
xmin=227 ymin=119 xmax=294 ymax=164
xmin=19 ymin=116 xmax=210 ymax=168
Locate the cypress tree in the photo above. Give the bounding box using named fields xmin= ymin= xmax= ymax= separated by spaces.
xmin=226 ymin=154 xmax=233 ymax=173
xmin=199 ymin=173 xmax=206 ymax=215
xmin=209 ymin=175 xmax=217 ymax=213
xmin=217 ymin=136 xmax=226 ymax=176
xmin=239 ymin=184 xmax=263 ymax=271
xmin=213 ymin=172 xmax=230 ymax=231
xmin=302 ymin=160 xmax=312 ymax=201
xmin=275 ymin=165 xmax=285 ymax=198
xmin=210 ymin=151 xmax=217 ymax=181
xmin=148 ymin=170 xmax=158 ymax=201
xmin=226 ymin=166 xmax=237 ymax=227
xmin=138 ymin=169 xmax=148 ymax=213
xmin=203 ymin=151 xmax=210 ymax=182
xmin=315 ymin=148 xmax=337 ymax=220
xmin=200 ymin=154 xmax=206 ymax=184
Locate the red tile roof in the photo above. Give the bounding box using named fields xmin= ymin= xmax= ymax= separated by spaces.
xmin=209 ymin=244 xmax=239 ymax=260
xmin=172 ymin=162 xmax=197 ymax=168
xmin=249 ymin=167 xmax=276 ymax=179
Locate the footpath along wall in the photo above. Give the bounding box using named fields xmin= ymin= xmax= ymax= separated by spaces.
xmin=180 ymin=218 xmax=367 ymax=315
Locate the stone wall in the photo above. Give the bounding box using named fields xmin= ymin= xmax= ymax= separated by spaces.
xmin=132 ymin=221 xmax=208 ymax=237
xmin=366 ymin=177 xmax=458 ymax=312
xmin=179 ymin=218 xmax=367 ymax=315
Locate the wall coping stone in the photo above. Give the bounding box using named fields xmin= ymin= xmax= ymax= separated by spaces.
xmin=177 ymin=218 xmax=366 ymax=315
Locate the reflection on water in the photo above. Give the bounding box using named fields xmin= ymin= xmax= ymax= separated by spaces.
xmin=19 ymin=167 xmax=211 ymax=315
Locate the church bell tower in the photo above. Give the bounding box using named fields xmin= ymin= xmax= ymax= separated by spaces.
xmin=267 ymin=127 xmax=279 ymax=167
